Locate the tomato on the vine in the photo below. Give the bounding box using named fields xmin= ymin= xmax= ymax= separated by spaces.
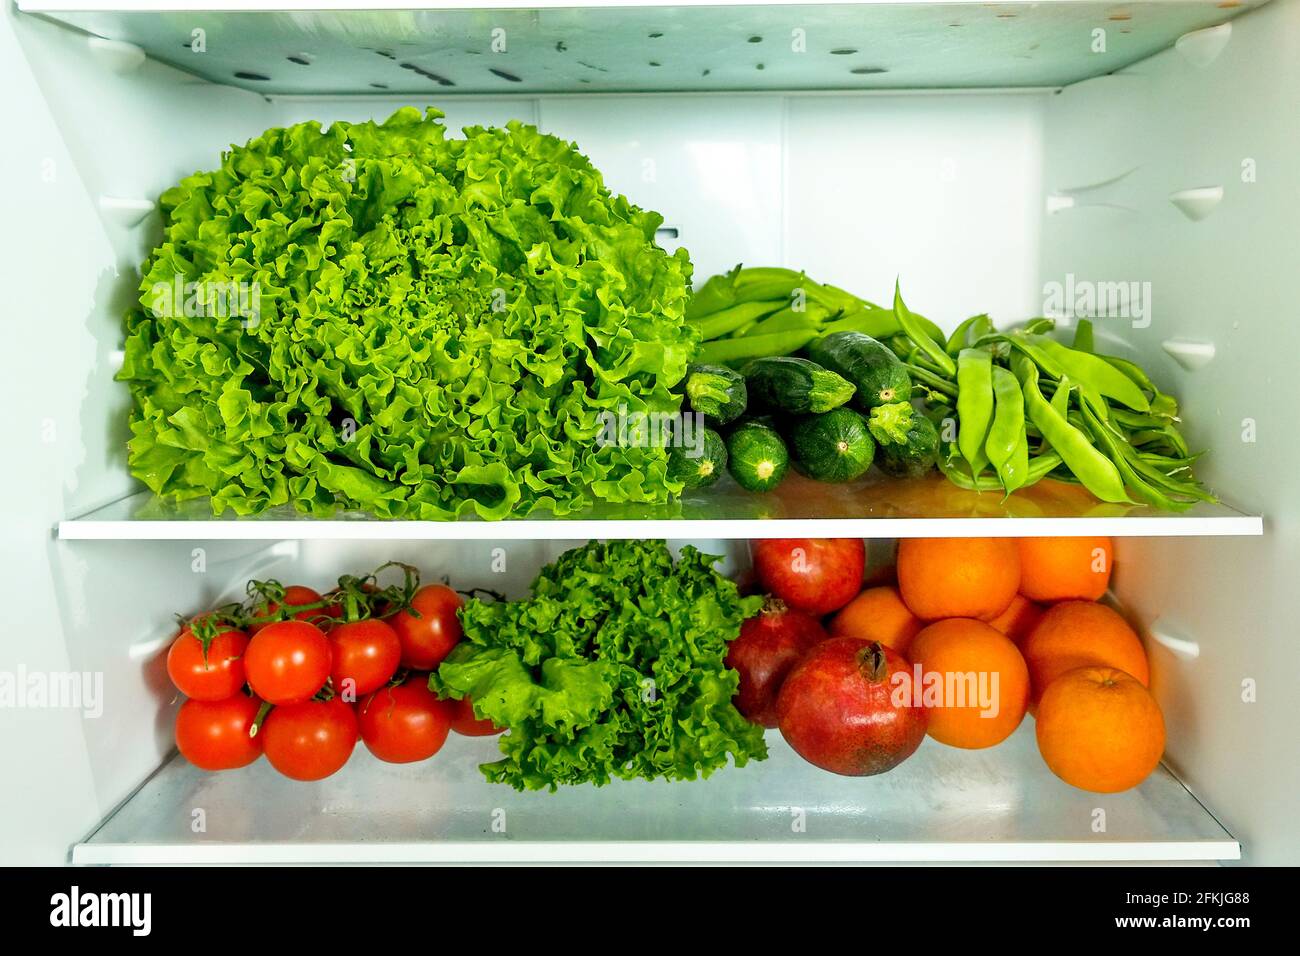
xmin=244 ymin=620 xmax=332 ymax=704
xmin=329 ymin=619 xmax=402 ymax=700
xmin=389 ymin=584 xmax=463 ymax=670
xmin=175 ymin=694 xmax=263 ymax=771
xmin=449 ymin=695 xmax=504 ymax=737
xmin=248 ymin=585 xmax=330 ymax=635
xmin=166 ymin=623 xmax=249 ymax=701
xmin=358 ymin=679 xmax=453 ymax=763
xmin=261 ymin=697 xmax=358 ymax=781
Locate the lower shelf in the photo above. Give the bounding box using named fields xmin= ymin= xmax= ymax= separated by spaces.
xmin=75 ymin=724 xmax=1238 ymax=864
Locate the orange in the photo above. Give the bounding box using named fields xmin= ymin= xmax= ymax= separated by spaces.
xmin=1035 ymin=666 xmax=1165 ymax=793
xmin=987 ymin=593 xmax=1045 ymax=645
xmin=909 ymin=619 xmax=1029 ymax=749
xmin=1021 ymin=600 xmax=1149 ymax=707
xmin=1017 ymin=536 xmax=1112 ymax=602
xmin=896 ymin=537 xmax=1020 ymax=621
xmin=829 ymin=586 xmax=923 ymax=657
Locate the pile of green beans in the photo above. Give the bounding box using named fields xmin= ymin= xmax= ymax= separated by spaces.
xmin=687 ymin=265 xmax=946 ymax=366
xmin=890 ymin=283 xmax=1213 ymax=511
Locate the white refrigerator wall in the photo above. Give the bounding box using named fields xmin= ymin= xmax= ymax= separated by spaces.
xmin=0 ymin=1 xmax=1292 ymax=864
xmin=1041 ymin=0 xmax=1300 ymax=865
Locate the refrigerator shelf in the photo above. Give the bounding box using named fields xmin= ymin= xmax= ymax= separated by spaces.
xmin=73 ymin=723 xmax=1239 ymax=865
xmin=57 ymin=479 xmax=1263 ymax=541
xmin=20 ymin=1 xmax=1262 ymax=96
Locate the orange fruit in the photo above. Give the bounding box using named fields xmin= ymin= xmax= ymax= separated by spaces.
xmin=1035 ymin=666 xmax=1165 ymax=792
xmin=987 ymin=593 xmax=1045 ymax=645
xmin=1017 ymin=536 xmax=1112 ymax=602
xmin=896 ymin=537 xmax=1020 ymax=621
xmin=1021 ymin=600 xmax=1149 ymax=707
xmin=909 ymin=618 xmax=1029 ymax=749
xmin=829 ymin=586 xmax=923 ymax=657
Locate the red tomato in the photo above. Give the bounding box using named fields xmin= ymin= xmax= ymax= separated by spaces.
xmin=358 ymin=680 xmax=454 ymax=763
xmin=248 ymin=585 xmax=328 ymax=635
xmin=449 ymin=695 xmax=505 ymax=737
xmin=175 ymin=695 xmax=263 ymax=771
xmin=329 ymin=619 xmax=401 ymax=700
xmin=244 ymin=620 xmax=332 ymax=705
xmin=166 ymin=623 xmax=249 ymax=701
xmin=261 ymin=697 xmax=358 ymax=781
xmin=389 ymin=585 xmax=463 ymax=670
xmin=751 ymin=538 xmax=865 ymax=615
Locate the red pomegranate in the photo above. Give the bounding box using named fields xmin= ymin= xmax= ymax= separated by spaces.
xmin=776 ymin=637 xmax=928 ymax=776
xmin=726 ymin=598 xmax=829 ymax=727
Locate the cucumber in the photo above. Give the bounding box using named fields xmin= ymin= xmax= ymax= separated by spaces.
xmin=668 ymin=427 xmax=727 ymax=490
xmin=743 ymin=356 xmax=855 ymax=415
xmin=789 ymin=408 xmax=875 ymax=483
xmin=806 ymin=331 xmax=913 ymax=410
xmin=683 ymin=364 xmax=747 ymax=426
xmin=876 ymin=411 xmax=940 ymax=479
xmin=725 ymin=419 xmax=790 ymax=492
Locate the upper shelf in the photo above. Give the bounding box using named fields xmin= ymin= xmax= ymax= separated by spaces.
xmin=23 ymin=1 xmax=1264 ymax=95
xmin=58 ymin=474 xmax=1262 ymax=540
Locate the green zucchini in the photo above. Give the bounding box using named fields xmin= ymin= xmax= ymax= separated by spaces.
xmin=743 ymin=356 xmax=855 ymax=415
xmin=806 ymin=331 xmax=913 ymax=411
xmin=789 ymin=408 xmax=875 ymax=483
xmin=668 ymin=427 xmax=727 ymax=490
xmin=683 ymin=364 xmax=747 ymax=426
xmin=725 ymin=419 xmax=789 ymax=492
xmin=875 ymin=411 xmax=940 ymax=479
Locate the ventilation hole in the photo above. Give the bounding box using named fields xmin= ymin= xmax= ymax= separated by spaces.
xmin=234 ymin=71 xmax=271 ymax=81
xmin=370 ymin=82 xmax=389 ymax=89
xmin=287 ymin=55 xmax=311 ymax=66
xmin=702 ymin=68 xmax=711 ymax=77
xmin=399 ymin=62 xmax=455 ymax=86
xmin=656 ymin=226 xmax=680 ymax=239
xmin=579 ymin=78 xmax=591 ymax=84
xmin=830 ymin=48 xmax=857 ymax=55
xmin=756 ymin=63 xmax=766 ymax=70
xmin=577 ymin=60 xmax=608 ymax=72
xmin=850 ymin=66 xmax=887 ymax=75
xmin=748 ymin=35 xmax=763 ymax=43
xmin=490 ymin=67 xmax=522 ymax=82
xmin=649 ymin=61 xmax=661 ymax=67
xmin=649 ymin=32 xmax=664 ymax=39
xmin=374 ymin=50 xmax=396 ymax=59
xmin=556 ymin=40 xmax=568 ymax=52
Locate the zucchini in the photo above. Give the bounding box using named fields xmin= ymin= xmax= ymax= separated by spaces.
xmin=668 ymin=427 xmax=727 ymax=490
xmin=743 ymin=356 xmax=855 ymax=415
xmin=806 ymin=331 xmax=913 ymax=410
xmin=683 ymin=364 xmax=747 ymax=426
xmin=789 ymin=408 xmax=875 ymax=483
xmin=875 ymin=411 xmax=940 ymax=479
xmin=726 ymin=419 xmax=789 ymax=493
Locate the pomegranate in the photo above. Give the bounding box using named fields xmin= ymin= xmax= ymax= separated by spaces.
xmin=751 ymin=538 xmax=864 ymax=615
xmin=776 ymin=637 xmax=928 ymax=776
xmin=726 ymin=597 xmax=829 ymax=727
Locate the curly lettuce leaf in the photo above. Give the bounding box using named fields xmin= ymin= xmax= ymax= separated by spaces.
xmin=119 ymin=108 xmax=696 ymax=519
xmin=431 ymin=540 xmax=766 ymax=790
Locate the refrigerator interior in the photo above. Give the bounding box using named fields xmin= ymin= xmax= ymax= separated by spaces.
xmin=1 ymin=0 xmax=1296 ymax=864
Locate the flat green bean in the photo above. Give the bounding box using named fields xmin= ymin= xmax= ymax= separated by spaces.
xmin=986 ymin=366 xmax=1029 ymax=493
xmin=956 ymin=348 xmax=994 ymax=479
xmin=1014 ymin=356 xmax=1130 ymax=504
xmin=1027 ymin=335 xmax=1150 ymax=411
xmin=894 ymin=281 xmax=957 ymax=377
xmin=695 ymin=329 xmax=818 ymax=366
